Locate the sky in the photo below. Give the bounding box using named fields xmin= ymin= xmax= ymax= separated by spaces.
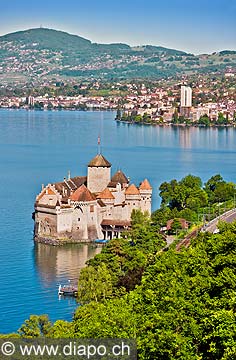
xmin=0 ymin=0 xmax=235 ymax=54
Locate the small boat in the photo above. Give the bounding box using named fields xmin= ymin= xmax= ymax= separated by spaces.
xmin=58 ymin=281 xmax=78 ymax=297
xmin=94 ymin=239 xmax=108 ymax=244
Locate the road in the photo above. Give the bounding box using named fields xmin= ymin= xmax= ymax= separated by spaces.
xmin=201 ymin=209 xmax=236 ymax=233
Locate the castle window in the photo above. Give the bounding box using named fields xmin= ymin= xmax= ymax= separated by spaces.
xmin=90 ymin=205 xmax=94 ymax=213
xmin=78 ymin=218 xmax=80 ymax=222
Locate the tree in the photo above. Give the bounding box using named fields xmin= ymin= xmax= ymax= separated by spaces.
xmin=131 ymin=209 xmax=150 ymax=227
xmin=172 ymin=110 xmax=178 ymax=124
xmin=198 ymin=114 xmax=210 ymax=126
xmin=115 ymin=108 xmax=122 ymax=120
xmin=152 ymin=207 xmax=173 ymax=227
xmin=134 ymin=114 xmax=142 ymax=123
xmin=18 ymin=315 xmax=52 ymax=338
xmin=217 ymin=112 xmax=227 ymax=125
xmin=205 ymin=174 xmax=235 ymax=203
xmin=77 ymin=263 xmax=113 ymax=304
xmin=159 ymin=175 xmax=207 ymax=211
xmin=168 ymin=218 xmax=183 ymax=234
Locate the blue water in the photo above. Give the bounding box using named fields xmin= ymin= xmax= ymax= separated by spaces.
xmin=0 ymin=109 xmax=236 ymax=333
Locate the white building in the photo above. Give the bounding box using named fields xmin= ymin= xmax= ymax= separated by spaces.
xmin=181 ymin=86 xmax=192 ymax=107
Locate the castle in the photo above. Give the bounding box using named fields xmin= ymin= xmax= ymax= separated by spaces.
xmin=33 ymin=153 xmax=152 ymax=244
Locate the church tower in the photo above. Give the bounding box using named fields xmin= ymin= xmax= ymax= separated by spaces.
xmin=87 ymin=154 xmax=111 ymax=193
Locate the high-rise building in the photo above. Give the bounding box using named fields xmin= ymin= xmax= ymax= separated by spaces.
xmin=181 ymin=86 xmax=192 ymax=107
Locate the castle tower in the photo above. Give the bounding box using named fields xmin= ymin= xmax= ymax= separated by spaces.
xmin=139 ymin=179 xmax=152 ymax=214
xmin=87 ymin=154 xmax=111 ymax=193
xmin=125 ymin=184 xmax=141 ymax=219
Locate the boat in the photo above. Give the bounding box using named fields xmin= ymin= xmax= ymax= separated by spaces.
xmin=94 ymin=239 xmax=108 ymax=244
xmin=58 ymin=281 xmax=78 ymax=297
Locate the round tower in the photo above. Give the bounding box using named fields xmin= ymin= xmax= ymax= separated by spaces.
xmin=87 ymin=154 xmax=111 ymax=194
xmin=139 ymin=179 xmax=152 ymax=214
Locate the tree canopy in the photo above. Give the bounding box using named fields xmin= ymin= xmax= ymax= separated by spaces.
xmin=46 ymin=222 xmax=236 ymax=359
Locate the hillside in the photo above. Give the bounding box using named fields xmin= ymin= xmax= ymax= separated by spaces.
xmin=0 ymin=27 xmax=235 ymax=85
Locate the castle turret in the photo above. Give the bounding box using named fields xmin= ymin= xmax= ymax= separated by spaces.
xmin=125 ymin=184 xmax=141 ymax=219
xmin=139 ymin=179 xmax=152 ymax=214
xmin=87 ymin=154 xmax=111 ymax=193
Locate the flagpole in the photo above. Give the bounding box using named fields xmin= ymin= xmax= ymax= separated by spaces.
xmin=98 ymin=135 xmax=101 ymax=154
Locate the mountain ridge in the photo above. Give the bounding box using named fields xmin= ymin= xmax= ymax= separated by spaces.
xmin=0 ymin=28 xmax=235 ymax=84
xmin=1 ymin=27 xmax=235 ymax=55
xmin=0 ymin=27 xmax=189 ymax=54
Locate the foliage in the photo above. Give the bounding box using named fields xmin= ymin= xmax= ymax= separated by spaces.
xmin=43 ymin=222 xmax=236 ymax=359
xmin=159 ymin=174 xmax=207 ymax=211
xmin=204 ymin=175 xmax=235 ymax=204
xmin=18 ymin=315 xmax=52 ymax=338
xmin=77 ymin=263 xmax=113 ymax=304
xmin=155 ymin=174 xmax=236 ymax=228
xmin=168 ymin=218 xmax=183 ymax=234
xmin=198 ymin=114 xmax=210 ymax=126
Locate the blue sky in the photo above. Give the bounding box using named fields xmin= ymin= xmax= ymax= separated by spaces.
xmin=0 ymin=0 xmax=235 ymax=54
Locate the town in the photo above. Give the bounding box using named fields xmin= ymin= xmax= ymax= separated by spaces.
xmin=0 ymin=71 xmax=235 ymax=125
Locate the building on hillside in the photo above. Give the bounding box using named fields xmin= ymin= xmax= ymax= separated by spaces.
xmin=180 ymin=85 xmax=192 ymax=117
xmin=181 ymin=85 xmax=192 ymax=107
xmin=33 ymin=153 xmax=152 ymax=244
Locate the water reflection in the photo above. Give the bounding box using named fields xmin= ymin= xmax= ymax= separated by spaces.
xmin=178 ymin=127 xmax=191 ymax=149
xmin=34 ymin=243 xmax=101 ymax=287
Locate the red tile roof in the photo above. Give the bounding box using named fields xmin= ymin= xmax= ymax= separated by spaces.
xmin=125 ymin=184 xmax=140 ymax=195
xmin=110 ymin=170 xmax=129 ymax=184
xmin=139 ymin=179 xmax=152 ymax=190
xmin=70 ymin=184 xmax=96 ymax=202
xmin=101 ymin=219 xmax=131 ymax=227
xmin=97 ymin=188 xmax=115 ymax=200
xmin=37 ymin=187 xmax=57 ymax=201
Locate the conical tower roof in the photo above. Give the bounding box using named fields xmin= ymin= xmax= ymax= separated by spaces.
xmin=111 ymin=170 xmax=129 ymax=184
xmin=125 ymin=184 xmax=140 ymax=195
xmin=88 ymin=154 xmax=111 ymax=167
xmin=139 ymin=179 xmax=152 ymax=190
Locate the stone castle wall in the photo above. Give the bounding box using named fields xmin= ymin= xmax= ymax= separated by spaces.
xmin=87 ymin=166 xmax=111 ymax=193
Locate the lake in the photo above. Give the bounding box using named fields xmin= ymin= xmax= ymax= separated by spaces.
xmin=0 ymin=109 xmax=236 ymax=333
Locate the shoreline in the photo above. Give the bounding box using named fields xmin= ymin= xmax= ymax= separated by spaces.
xmin=115 ymin=119 xmax=236 ymax=128
xmin=34 ymin=235 xmax=93 ymax=246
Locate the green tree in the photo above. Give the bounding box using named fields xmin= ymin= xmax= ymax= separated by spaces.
xmin=18 ymin=315 xmax=52 ymax=338
xmin=159 ymin=175 xmax=207 ymax=211
xmin=198 ymin=114 xmax=210 ymax=126
xmin=205 ymin=174 xmax=235 ymax=203
xmin=217 ymin=112 xmax=227 ymax=125
xmin=115 ymin=108 xmax=122 ymax=120
xmin=77 ymin=263 xmax=113 ymax=304
xmin=168 ymin=218 xmax=183 ymax=234
xmin=172 ymin=109 xmax=179 ymax=124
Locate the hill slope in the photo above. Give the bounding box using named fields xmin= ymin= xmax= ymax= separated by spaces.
xmin=0 ymin=28 xmax=235 ymax=84
xmin=0 ymin=28 xmax=92 ymax=51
